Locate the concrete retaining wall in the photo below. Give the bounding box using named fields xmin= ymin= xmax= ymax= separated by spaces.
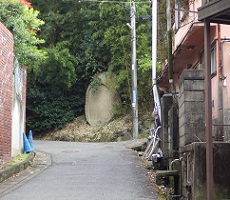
xmin=178 ymin=70 xmax=205 ymax=147
xmin=181 ymin=142 xmax=230 ymax=200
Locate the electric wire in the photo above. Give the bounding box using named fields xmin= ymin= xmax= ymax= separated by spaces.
xmin=78 ymin=0 xmax=150 ymax=4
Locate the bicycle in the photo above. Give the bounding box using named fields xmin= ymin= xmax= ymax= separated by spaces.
xmin=143 ymin=125 xmax=162 ymax=161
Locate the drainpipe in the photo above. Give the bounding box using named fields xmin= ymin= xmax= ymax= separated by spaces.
xmin=204 ymin=19 xmax=214 ymax=200
xmin=167 ymin=0 xmax=173 ymax=84
xmin=152 ymin=0 xmax=161 ymax=122
xmin=217 ymin=24 xmax=224 ymax=141
xmin=218 ymin=24 xmax=222 ymax=79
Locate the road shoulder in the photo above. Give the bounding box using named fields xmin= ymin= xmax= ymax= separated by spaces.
xmin=0 ymin=151 xmax=51 ymax=197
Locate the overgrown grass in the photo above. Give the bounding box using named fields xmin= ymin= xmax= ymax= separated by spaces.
xmin=1 ymin=153 xmax=29 ymax=169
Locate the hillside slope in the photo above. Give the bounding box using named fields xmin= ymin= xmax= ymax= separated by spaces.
xmin=37 ymin=113 xmax=153 ymax=142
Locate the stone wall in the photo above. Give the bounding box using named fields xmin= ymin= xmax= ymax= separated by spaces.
xmin=178 ymin=70 xmax=205 ymax=148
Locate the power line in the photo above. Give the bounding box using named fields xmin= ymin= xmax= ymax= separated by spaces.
xmin=78 ymin=0 xmax=150 ymax=4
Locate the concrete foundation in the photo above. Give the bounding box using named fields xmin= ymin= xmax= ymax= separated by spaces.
xmin=180 ymin=142 xmax=230 ymax=200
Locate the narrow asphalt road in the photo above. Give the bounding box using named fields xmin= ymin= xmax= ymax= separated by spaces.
xmin=0 ymin=140 xmax=158 ymax=200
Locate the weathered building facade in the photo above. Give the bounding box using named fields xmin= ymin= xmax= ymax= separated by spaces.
xmin=157 ymin=0 xmax=230 ymax=199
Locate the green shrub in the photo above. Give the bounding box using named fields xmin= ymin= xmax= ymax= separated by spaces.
xmin=26 ymin=88 xmax=84 ymax=134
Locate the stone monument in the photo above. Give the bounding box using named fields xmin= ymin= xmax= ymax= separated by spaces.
xmin=85 ymin=72 xmax=120 ymax=126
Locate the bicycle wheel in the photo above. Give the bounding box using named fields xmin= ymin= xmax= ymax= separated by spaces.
xmin=143 ymin=126 xmax=161 ymax=160
xmin=143 ymin=138 xmax=155 ymax=159
xmin=145 ymin=138 xmax=159 ymax=160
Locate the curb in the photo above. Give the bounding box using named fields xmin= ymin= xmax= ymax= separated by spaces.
xmin=0 ymin=152 xmax=35 ymax=183
xmin=124 ymin=138 xmax=148 ymax=151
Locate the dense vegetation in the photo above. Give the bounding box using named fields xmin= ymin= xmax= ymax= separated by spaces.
xmin=0 ymin=0 xmax=168 ymax=134
xmin=0 ymin=0 xmax=46 ymax=66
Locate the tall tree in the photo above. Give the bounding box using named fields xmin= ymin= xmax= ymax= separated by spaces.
xmin=27 ymin=0 xmax=165 ymax=133
xmin=0 ymin=0 xmax=45 ymax=67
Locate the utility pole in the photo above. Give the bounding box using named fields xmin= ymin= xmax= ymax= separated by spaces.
xmin=128 ymin=1 xmax=138 ymax=139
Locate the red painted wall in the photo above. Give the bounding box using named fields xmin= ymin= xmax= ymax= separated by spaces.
xmin=0 ymin=22 xmax=14 ymax=165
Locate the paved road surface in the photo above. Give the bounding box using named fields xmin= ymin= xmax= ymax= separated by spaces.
xmin=0 ymin=140 xmax=158 ymax=200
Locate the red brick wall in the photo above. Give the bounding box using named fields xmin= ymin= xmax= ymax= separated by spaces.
xmin=0 ymin=22 xmax=14 ymax=165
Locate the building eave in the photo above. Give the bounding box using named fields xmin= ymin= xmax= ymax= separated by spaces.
xmin=158 ymin=22 xmax=216 ymax=89
xmin=198 ymin=0 xmax=230 ymax=25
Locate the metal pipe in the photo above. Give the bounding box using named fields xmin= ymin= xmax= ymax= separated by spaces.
xmin=217 ymin=24 xmax=223 ymax=79
xmin=167 ymin=0 xmax=173 ymax=83
xmin=217 ymin=24 xmax=224 ymax=141
xmin=170 ymin=157 xmax=183 ymax=167
xmin=152 ymin=0 xmax=161 ymax=122
xmin=204 ymin=19 xmax=214 ymax=200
